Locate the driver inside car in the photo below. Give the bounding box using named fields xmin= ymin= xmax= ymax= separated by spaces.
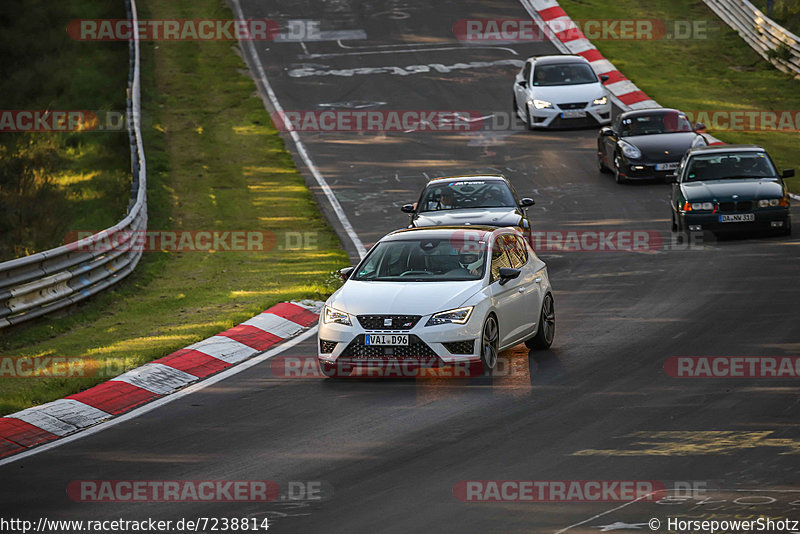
xmin=457 ymin=251 xmax=483 ymax=276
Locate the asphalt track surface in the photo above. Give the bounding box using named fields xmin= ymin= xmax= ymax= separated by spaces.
xmin=2 ymin=1 xmax=799 ymax=532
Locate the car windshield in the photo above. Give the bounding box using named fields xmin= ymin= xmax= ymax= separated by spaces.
xmin=351 ymin=238 xmax=487 ymax=282
xmin=418 ymin=181 xmax=516 ymax=212
xmin=532 ymin=63 xmax=597 ymax=86
xmin=620 ymin=111 xmax=693 ymax=136
xmin=685 ymin=152 xmax=778 ymax=182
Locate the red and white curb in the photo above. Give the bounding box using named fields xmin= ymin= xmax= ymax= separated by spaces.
xmin=520 ymin=0 xmax=658 ymax=110
xmin=0 ymin=300 xmax=322 ymax=460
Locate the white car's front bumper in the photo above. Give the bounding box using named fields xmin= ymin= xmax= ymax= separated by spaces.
xmin=317 ymin=311 xmax=484 ymax=367
xmin=527 ymin=102 xmax=611 ymax=128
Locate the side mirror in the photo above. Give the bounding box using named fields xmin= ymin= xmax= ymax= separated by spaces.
xmin=517 ymin=80 xmax=527 ymax=88
xmin=600 ymin=127 xmax=614 ymax=137
xmin=782 ymin=168 xmax=795 ymax=178
xmin=600 ymin=74 xmax=609 ymax=83
xmin=694 ymin=122 xmax=706 ymax=132
xmin=338 ymin=267 xmax=355 ymax=281
xmin=401 ymin=203 xmax=415 ymax=213
xmin=520 ymin=197 xmax=535 ymax=207
xmin=497 ymin=267 xmax=521 ymax=286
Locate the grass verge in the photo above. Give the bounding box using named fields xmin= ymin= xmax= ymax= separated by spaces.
xmin=0 ymin=0 xmax=130 ymax=261
xmin=559 ymin=0 xmax=800 ymax=194
xmin=0 ymin=0 xmax=348 ymax=416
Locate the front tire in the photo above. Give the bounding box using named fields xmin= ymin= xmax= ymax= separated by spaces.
xmin=526 ymin=104 xmax=536 ymax=130
xmin=598 ymin=150 xmax=611 ymax=174
xmin=480 ymin=315 xmax=500 ymax=374
xmin=614 ymin=155 xmax=627 ymax=184
xmin=526 ymin=293 xmax=555 ymax=350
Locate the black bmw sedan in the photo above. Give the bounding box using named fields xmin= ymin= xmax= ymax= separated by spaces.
xmin=598 ymin=108 xmax=708 ymax=184
xmin=670 ymin=145 xmax=793 ymax=236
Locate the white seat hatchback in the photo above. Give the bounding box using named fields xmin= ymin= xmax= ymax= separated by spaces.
xmin=317 ymin=226 xmax=555 ymax=377
xmin=512 ymin=55 xmax=611 ymax=129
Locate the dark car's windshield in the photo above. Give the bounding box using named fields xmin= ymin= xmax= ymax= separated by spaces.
xmin=620 ymin=111 xmax=693 ymax=136
xmin=418 ymin=181 xmax=517 ymax=212
xmin=351 ymin=238 xmax=487 ymax=282
xmin=532 ymin=63 xmax=597 ymax=86
xmin=685 ymin=152 xmax=778 ymax=182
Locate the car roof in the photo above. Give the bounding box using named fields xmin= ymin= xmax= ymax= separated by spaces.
xmin=381 ymin=226 xmax=512 ymax=242
xmin=529 ymin=55 xmax=588 ymax=66
xmin=619 ymin=108 xmax=683 ymax=118
xmin=425 ymin=174 xmax=510 ymax=186
xmin=687 ymin=144 xmax=765 ymax=155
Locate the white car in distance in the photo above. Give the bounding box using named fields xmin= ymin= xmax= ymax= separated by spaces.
xmin=317 ymin=226 xmax=555 ymax=377
xmin=512 ymin=54 xmax=611 ymax=129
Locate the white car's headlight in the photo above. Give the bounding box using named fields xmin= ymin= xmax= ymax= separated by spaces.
xmin=619 ymin=141 xmax=642 ymax=159
xmin=758 ymin=198 xmax=780 ymax=208
xmin=425 ymin=306 xmax=473 ymax=326
xmin=592 ymin=96 xmax=608 ymax=106
xmin=531 ymin=99 xmax=553 ymax=110
xmin=323 ymin=306 xmax=351 ymax=326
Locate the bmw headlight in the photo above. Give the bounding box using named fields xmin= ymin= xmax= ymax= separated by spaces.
xmin=323 ymin=306 xmax=351 ymax=326
xmin=531 ymin=99 xmax=553 ymax=110
xmin=690 ymin=202 xmax=715 ymax=211
xmin=619 ymin=141 xmax=642 ymax=159
xmin=425 ymin=306 xmax=474 ymax=326
xmin=758 ymin=198 xmax=781 ymax=208
xmin=592 ymin=96 xmax=608 ymax=106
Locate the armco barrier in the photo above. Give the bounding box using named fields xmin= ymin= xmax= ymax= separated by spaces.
xmin=0 ymin=0 xmax=147 ymax=329
xmin=703 ymin=0 xmax=800 ymax=77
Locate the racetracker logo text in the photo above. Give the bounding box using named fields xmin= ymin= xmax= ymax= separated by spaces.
xmin=453 ymin=19 xmax=712 ymax=41
xmin=665 ymin=357 xmax=800 ymax=378
xmin=271 ymin=110 xmax=484 ymax=132
xmin=453 ymin=480 xmax=666 ymax=502
xmin=67 ymin=481 xmax=281 ymax=502
xmin=67 ymin=19 xmax=280 ymax=41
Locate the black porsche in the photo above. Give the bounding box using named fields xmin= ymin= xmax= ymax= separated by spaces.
xmin=598 ymin=108 xmax=709 ymax=184
xmin=401 ymin=175 xmax=535 ymax=242
xmin=670 ymin=145 xmax=793 ymax=236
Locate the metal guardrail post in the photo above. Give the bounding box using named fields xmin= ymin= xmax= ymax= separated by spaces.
xmin=704 ymin=0 xmax=800 ymax=77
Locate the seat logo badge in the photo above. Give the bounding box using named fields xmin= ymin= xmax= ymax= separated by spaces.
xmin=384 ymin=318 xmax=392 ymax=327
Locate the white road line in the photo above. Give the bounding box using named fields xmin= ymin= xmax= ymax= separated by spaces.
xmin=306 ymin=46 xmax=520 ymax=59
xmin=0 ymin=327 xmax=319 ymax=466
xmin=231 ymin=0 xmax=367 ymax=259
